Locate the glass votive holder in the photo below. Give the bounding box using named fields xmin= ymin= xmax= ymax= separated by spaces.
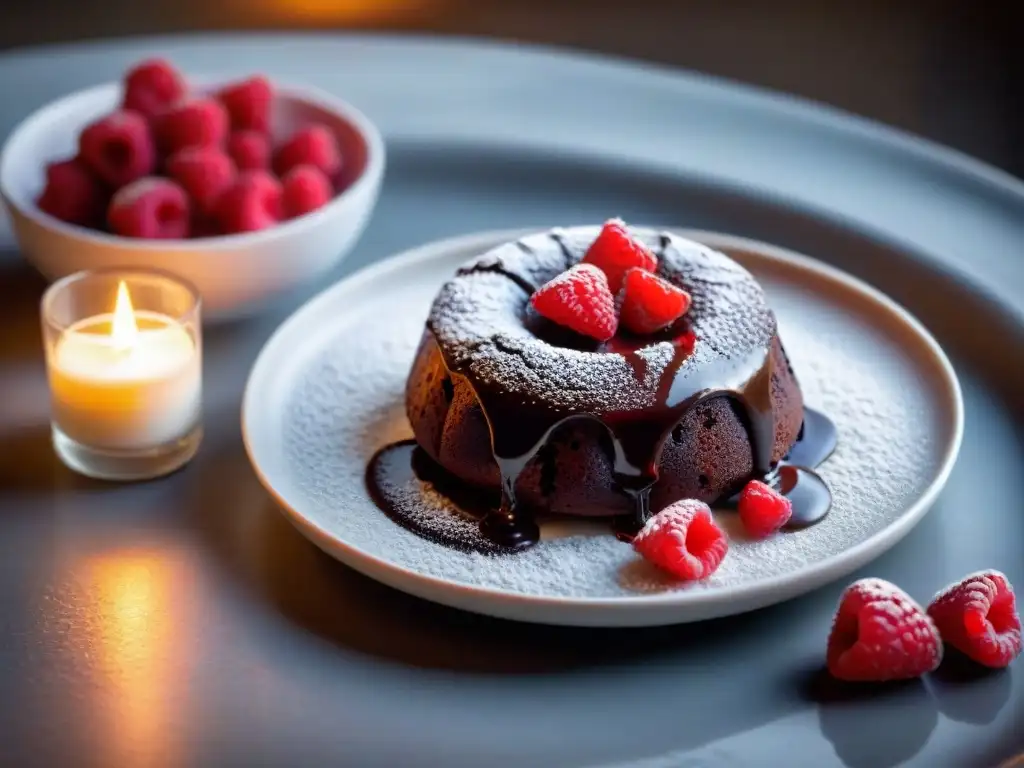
xmin=41 ymin=268 xmax=203 ymax=481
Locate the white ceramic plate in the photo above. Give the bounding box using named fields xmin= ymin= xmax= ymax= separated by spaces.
xmin=242 ymin=227 xmax=963 ymax=627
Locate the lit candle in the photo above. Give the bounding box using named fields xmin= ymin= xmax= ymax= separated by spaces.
xmin=48 ymin=280 xmax=201 ymax=453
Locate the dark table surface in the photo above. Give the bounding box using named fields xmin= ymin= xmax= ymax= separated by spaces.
xmin=0 ymin=0 xmax=1022 ymax=180
xmin=0 ymin=7 xmax=1022 ymax=768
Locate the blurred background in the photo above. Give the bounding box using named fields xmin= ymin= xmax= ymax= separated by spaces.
xmin=0 ymin=0 xmax=1021 ymax=177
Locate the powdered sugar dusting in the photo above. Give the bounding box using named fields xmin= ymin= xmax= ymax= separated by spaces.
xmin=276 ymin=242 xmax=954 ymax=600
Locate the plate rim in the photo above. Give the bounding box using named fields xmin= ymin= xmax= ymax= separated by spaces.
xmin=241 ymin=226 xmax=964 ymax=623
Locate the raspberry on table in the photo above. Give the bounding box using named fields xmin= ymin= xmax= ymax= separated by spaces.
xmin=826 ymin=578 xmax=943 ymax=682
xmin=78 ymin=110 xmax=156 ymax=188
xmin=581 ymin=218 xmax=658 ymax=293
xmin=618 ymin=267 xmax=692 ymax=335
xmin=155 ymin=97 xmax=229 ymax=155
xmin=217 ymin=76 xmax=273 ymax=133
xmin=165 ymin=146 xmax=237 ymax=217
xmin=632 ymin=499 xmax=729 ymax=580
xmin=227 ymin=130 xmax=271 ymax=171
xmin=529 ymin=263 xmax=618 ymax=341
xmin=35 ymin=158 xmax=107 ymax=227
xmin=122 ymin=58 xmax=187 ymax=120
xmin=213 ymin=170 xmax=283 ymax=234
xmin=282 ymin=164 xmax=333 ymax=219
xmin=738 ymin=479 xmax=793 ymax=538
xmin=107 ymin=177 xmax=190 ymax=239
xmin=927 ymin=570 xmax=1021 ymax=669
xmin=273 ymin=124 xmax=342 ymax=179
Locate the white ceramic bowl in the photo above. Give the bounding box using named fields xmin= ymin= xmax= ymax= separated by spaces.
xmin=0 ymin=78 xmax=385 ymax=321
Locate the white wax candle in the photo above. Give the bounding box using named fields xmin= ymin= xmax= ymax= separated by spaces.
xmin=49 ymin=297 xmax=201 ymax=452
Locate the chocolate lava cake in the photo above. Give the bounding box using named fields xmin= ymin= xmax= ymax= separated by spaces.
xmin=405 ymin=224 xmax=804 ymax=521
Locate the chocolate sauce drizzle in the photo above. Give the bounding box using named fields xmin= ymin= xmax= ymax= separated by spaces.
xmin=366 ymin=405 xmax=836 ymax=555
xmin=775 ymin=407 xmax=837 ymax=528
xmin=370 ymin=229 xmax=836 ymax=553
xmin=468 ymin=332 xmax=777 ymax=548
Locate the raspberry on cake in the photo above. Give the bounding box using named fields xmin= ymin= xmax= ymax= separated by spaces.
xmin=404 ymin=225 xmax=804 ymax=541
xmin=928 ymin=570 xmax=1021 ymax=669
xmin=619 ymin=267 xmax=692 ymax=335
xmin=582 ymin=218 xmax=658 ymax=293
xmin=632 ymin=500 xmax=729 ymax=580
xmin=529 ymin=263 xmax=618 ymax=342
xmin=826 ymin=578 xmax=943 ymax=682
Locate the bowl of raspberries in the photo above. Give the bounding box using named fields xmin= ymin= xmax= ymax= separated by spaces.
xmin=0 ymin=58 xmax=385 ymax=319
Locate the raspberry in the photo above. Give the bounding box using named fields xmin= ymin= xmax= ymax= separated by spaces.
xmin=155 ymin=98 xmax=229 ymax=155
xmin=273 ymin=124 xmax=342 ymax=179
xmin=529 ymin=263 xmax=618 ymax=342
xmin=227 ymin=130 xmax=271 ymax=171
xmin=282 ymin=164 xmax=333 ymax=219
xmin=35 ymin=158 xmax=107 ymax=227
xmin=217 ymin=76 xmax=273 ymax=133
xmin=738 ymin=479 xmax=793 ymax=538
xmin=632 ymin=499 xmax=729 ymax=580
xmin=78 ymin=110 xmax=156 ymax=188
xmin=581 ymin=219 xmax=658 ymax=293
xmin=213 ymin=170 xmax=283 ymax=234
xmin=827 ymin=578 xmax=943 ymax=682
xmin=107 ymin=177 xmax=190 ymax=239
xmin=122 ymin=59 xmax=187 ymax=120
xmin=927 ymin=570 xmax=1021 ymax=669
xmin=619 ymin=268 xmax=692 ymax=335
xmin=165 ymin=146 xmax=236 ymax=217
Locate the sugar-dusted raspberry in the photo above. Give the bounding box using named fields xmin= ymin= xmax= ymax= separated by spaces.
xmin=35 ymin=158 xmax=107 ymax=228
xmin=78 ymin=110 xmax=156 ymax=188
xmin=273 ymin=124 xmax=342 ymax=179
xmin=282 ymin=164 xmax=333 ymax=219
xmin=738 ymin=479 xmax=793 ymax=538
xmin=213 ymin=170 xmax=283 ymax=234
xmin=618 ymin=267 xmax=692 ymax=335
xmin=581 ymin=218 xmax=658 ymax=293
xmin=529 ymin=263 xmax=618 ymax=341
xmin=632 ymin=499 xmax=729 ymax=580
xmin=107 ymin=177 xmax=190 ymax=239
xmin=227 ymin=130 xmax=271 ymax=171
xmin=165 ymin=146 xmax=237 ymax=217
xmin=827 ymin=578 xmax=943 ymax=682
xmin=122 ymin=58 xmax=187 ymax=120
xmin=217 ymin=76 xmax=273 ymax=133
xmin=155 ymin=97 xmax=229 ymax=155
xmin=928 ymin=570 xmax=1021 ymax=669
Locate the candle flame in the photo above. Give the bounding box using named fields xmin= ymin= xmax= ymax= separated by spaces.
xmin=111 ymin=281 xmax=138 ymax=350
